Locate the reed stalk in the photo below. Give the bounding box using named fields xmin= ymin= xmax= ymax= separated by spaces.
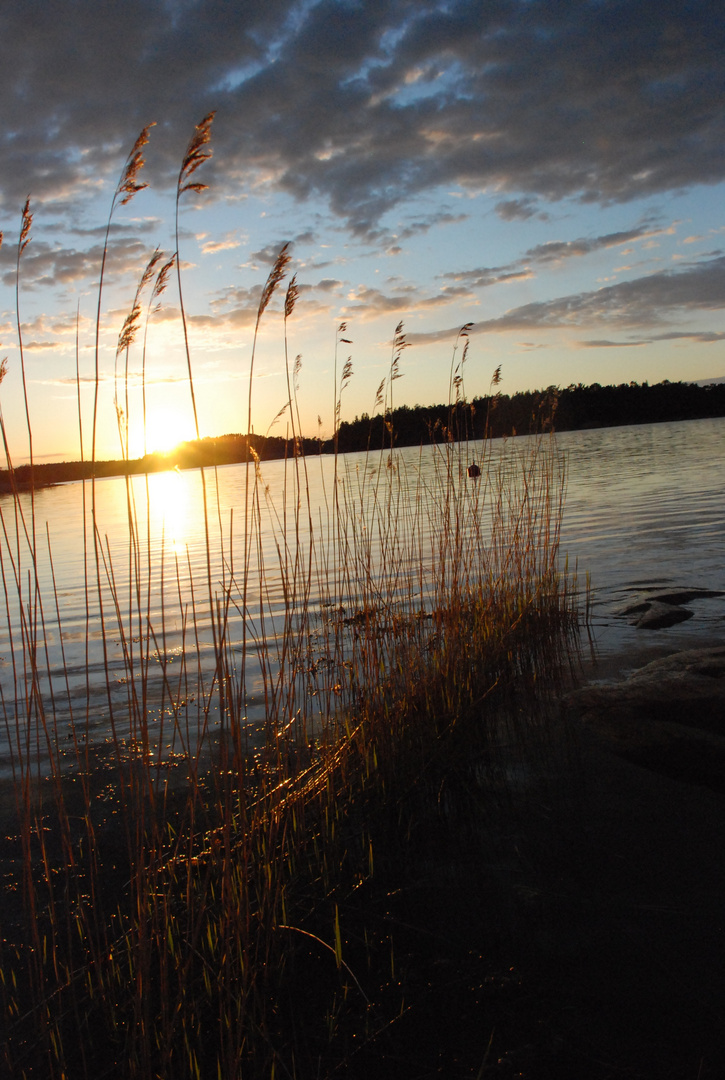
xmin=0 ymin=127 xmax=581 ymax=1080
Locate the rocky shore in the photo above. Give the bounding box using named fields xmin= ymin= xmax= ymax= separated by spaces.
xmin=569 ymin=643 xmax=725 ymax=791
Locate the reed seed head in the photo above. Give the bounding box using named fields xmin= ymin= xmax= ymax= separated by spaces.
xmin=152 ymin=253 xmax=177 ymax=303
xmin=118 ymin=123 xmax=155 ymax=205
xmin=284 ymin=275 xmax=299 ymax=319
xmin=117 ymin=301 xmax=142 ymax=356
xmin=139 ymin=247 xmax=164 ymax=293
xmin=258 ymin=243 xmax=291 ymax=320
xmin=19 ymin=198 xmax=32 ymax=254
xmin=179 ymin=111 xmax=216 ymax=196
xmin=391 ymin=322 xmax=409 ymax=375
xmin=266 ymin=401 xmax=290 ymax=435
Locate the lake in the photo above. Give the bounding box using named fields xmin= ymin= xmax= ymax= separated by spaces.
xmin=559 ymin=416 xmax=725 ymax=672
xmin=1 ymin=416 xmax=723 ymax=776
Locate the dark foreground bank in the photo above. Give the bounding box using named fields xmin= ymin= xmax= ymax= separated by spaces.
xmin=289 ymin=644 xmax=725 ymax=1079
xmin=3 ymin=645 xmax=723 ymax=1077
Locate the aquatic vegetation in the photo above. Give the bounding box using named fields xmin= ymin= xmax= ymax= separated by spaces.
xmin=0 ymin=121 xmax=580 ymax=1078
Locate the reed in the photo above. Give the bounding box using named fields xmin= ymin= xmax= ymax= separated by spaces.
xmin=0 ymin=121 xmax=581 ymax=1079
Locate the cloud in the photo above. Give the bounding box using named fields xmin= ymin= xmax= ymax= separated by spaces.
xmin=485 ymin=256 xmax=725 ymax=330
xmin=396 ymin=210 xmax=468 ymax=241
xmin=342 ymin=281 xmax=473 ymax=320
xmin=408 ymin=254 xmax=725 ymax=344
xmin=495 ymin=198 xmax=545 ymax=222
xmin=654 ymin=330 xmax=725 ymax=342
xmin=248 ymin=242 xmax=294 ymax=267
xmin=441 ymin=264 xmax=535 ymax=289
xmin=579 ymin=329 xmax=725 ymax=348
xmin=201 ymin=233 xmax=241 ymax=254
xmin=577 ymin=339 xmax=650 ymax=349
xmin=440 ymin=222 xmax=673 ymax=292
xmin=522 ymin=225 xmax=674 ymax=265
xmin=50 ymin=370 xmax=200 ymax=388
xmin=299 ymin=278 xmax=343 ymax=294
xmin=246 ymin=231 xmax=315 ymax=267
xmin=0 ymin=1 xmax=723 ymax=232
xmin=0 ymin=236 xmax=153 ymax=289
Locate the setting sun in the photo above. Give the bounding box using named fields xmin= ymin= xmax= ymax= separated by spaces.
xmin=144 ymin=407 xmax=197 ymax=456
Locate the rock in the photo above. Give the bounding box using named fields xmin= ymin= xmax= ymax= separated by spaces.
xmin=568 ymin=646 xmax=725 ymax=791
xmin=632 ymin=601 xmax=693 ymax=629
xmin=647 ymin=588 xmax=725 ymax=605
xmin=613 ymin=588 xmax=725 ymax=619
xmin=613 ymin=598 xmax=651 ymax=616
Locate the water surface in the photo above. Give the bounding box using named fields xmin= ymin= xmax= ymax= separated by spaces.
xmin=1 ymin=417 xmax=722 ymax=770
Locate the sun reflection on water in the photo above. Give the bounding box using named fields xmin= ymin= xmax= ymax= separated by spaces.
xmin=145 ymin=469 xmax=191 ymax=550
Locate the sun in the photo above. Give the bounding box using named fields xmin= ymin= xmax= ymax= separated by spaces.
xmin=144 ymin=406 xmax=196 ymax=456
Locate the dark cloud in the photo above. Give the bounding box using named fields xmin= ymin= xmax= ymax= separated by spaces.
xmin=248 ymin=242 xmax=294 ymax=266
xmin=0 ymin=1 xmax=723 ymax=230
xmin=397 ymin=211 xmax=468 ymax=240
xmin=0 ymin=236 xmax=153 ymax=289
xmin=201 ymin=273 xmax=346 ymax=328
xmin=523 ymin=225 xmax=672 ymax=264
xmin=247 ymin=231 xmax=317 ymax=267
xmin=654 ymin=330 xmax=725 ymax=342
xmin=495 ymin=198 xmax=542 ymax=222
xmin=579 ymin=329 xmax=725 ymax=347
xmin=480 ymin=255 xmax=725 ymax=330
xmin=441 ymin=222 xmax=670 ymax=290
xmin=578 ymin=339 xmax=649 ymax=349
xmin=341 ymin=281 xmax=472 ymax=319
xmin=409 ymin=254 xmax=725 ymax=343
xmin=442 ymin=263 xmax=534 ymax=289
xmin=299 ymin=278 xmax=342 ymax=293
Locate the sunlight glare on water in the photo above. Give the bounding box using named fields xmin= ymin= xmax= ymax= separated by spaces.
xmin=145 ymin=469 xmax=193 ymax=551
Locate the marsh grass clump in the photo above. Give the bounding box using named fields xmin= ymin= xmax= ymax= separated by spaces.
xmin=0 ymin=121 xmax=581 ymax=1079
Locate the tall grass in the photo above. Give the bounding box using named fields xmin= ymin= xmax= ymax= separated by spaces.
xmin=0 ymin=121 xmax=581 ymax=1078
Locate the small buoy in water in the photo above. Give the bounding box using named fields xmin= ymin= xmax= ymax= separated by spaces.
xmin=467 ymin=462 xmax=481 ymax=478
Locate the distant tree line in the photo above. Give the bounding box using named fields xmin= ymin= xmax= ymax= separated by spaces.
xmin=334 ymin=379 xmax=725 ymax=451
xmin=2 ymin=380 xmax=724 ymax=492
xmin=0 ymin=432 xmax=323 ymax=493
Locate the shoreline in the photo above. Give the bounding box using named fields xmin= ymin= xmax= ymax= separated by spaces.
xmin=3 ymin=401 xmax=725 ymax=495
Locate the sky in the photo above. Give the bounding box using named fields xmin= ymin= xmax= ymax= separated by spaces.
xmin=0 ymin=0 xmax=724 ymax=463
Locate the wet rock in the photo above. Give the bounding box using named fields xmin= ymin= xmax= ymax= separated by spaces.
xmin=648 ymin=588 xmax=725 ymax=605
xmin=568 ymin=646 xmax=725 ymax=791
xmin=632 ymin=601 xmax=693 ymax=630
xmin=613 ymin=588 xmax=725 ymax=620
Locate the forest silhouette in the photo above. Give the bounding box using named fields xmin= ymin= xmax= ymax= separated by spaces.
xmin=3 ymin=378 xmax=724 ymax=492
